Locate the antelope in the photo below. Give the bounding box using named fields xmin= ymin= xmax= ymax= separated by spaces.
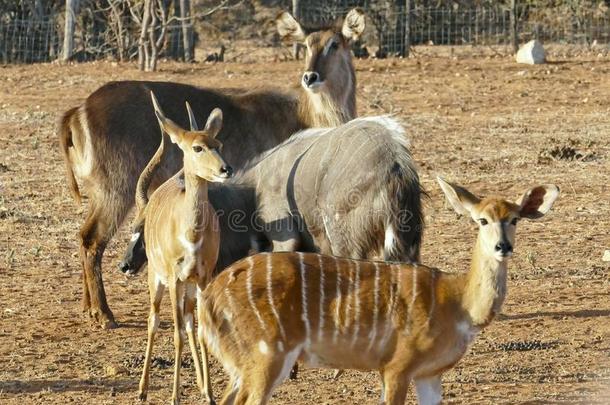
xmin=120 ymin=116 xmax=423 ymax=277
xmin=199 ymin=177 xmax=559 ymax=404
xmin=137 ymin=93 xmax=231 ymax=404
xmin=58 ymin=8 xmax=366 ymax=328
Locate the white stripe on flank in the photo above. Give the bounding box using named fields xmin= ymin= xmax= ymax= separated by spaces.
xmin=267 ymin=254 xmax=287 ymax=344
xmin=299 ymin=252 xmax=311 ymax=347
xmin=223 ymin=271 xmax=246 ymax=351
xmin=427 ymin=270 xmax=436 ymax=325
xmin=246 ymin=256 xmax=266 ymax=331
xmin=406 ymin=264 xmax=419 ymax=334
xmin=367 ymin=262 xmax=381 ymax=352
xmin=317 ymin=255 xmax=325 ymax=342
xmin=333 ymin=257 xmax=342 ymax=343
xmin=350 ymin=260 xmax=361 ymax=347
xmin=343 ymin=261 xmax=354 ymax=332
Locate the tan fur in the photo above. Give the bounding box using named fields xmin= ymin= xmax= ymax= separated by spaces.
xmin=138 ymin=94 xmax=231 ymax=405
xmin=57 ymin=8 xmax=365 ymax=328
xmin=200 ymin=178 xmax=559 ymax=405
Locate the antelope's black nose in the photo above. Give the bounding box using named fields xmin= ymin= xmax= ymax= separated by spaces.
xmin=495 ymin=242 xmax=513 ymax=255
xmin=302 ymin=71 xmax=320 ymax=87
xmin=221 ymin=165 xmax=233 ymax=178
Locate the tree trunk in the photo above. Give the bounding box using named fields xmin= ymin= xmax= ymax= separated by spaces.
xmin=139 ymin=0 xmax=152 ymax=71
xmin=510 ymin=0 xmax=519 ymax=54
xmin=180 ymin=0 xmax=193 ymax=62
xmin=62 ymin=0 xmax=79 ymax=62
xmin=404 ymin=0 xmax=412 ymax=57
xmin=292 ymin=0 xmax=301 ymax=59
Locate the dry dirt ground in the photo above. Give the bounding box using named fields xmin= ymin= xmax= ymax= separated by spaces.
xmin=0 ymin=49 xmax=609 ymax=404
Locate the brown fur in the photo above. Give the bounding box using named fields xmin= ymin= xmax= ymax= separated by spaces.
xmin=199 ymin=179 xmax=559 ymax=405
xmin=138 ymin=99 xmax=228 ymax=404
xmin=58 ymin=9 xmax=365 ymax=328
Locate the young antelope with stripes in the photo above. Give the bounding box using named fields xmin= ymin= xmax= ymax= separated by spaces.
xmin=200 ymin=177 xmax=559 ymax=405
xmin=137 ymin=92 xmax=232 ymax=404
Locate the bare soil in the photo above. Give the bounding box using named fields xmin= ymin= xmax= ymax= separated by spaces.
xmin=1 ymin=50 xmax=609 ymax=404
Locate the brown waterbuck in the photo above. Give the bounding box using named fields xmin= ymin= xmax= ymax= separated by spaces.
xmin=121 ymin=116 xmax=423 ymax=276
xmin=58 ymin=8 xmax=366 ymax=328
xmin=138 ymin=93 xmax=230 ymax=404
xmin=198 ymin=177 xmax=559 ymax=404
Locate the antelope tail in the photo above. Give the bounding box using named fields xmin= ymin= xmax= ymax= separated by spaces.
xmin=58 ymin=107 xmax=82 ymax=204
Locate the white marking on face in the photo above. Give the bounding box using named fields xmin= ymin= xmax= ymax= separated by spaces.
xmin=350 ymin=260 xmax=361 ymax=347
xmin=258 ymin=340 xmax=269 ymax=355
xmin=367 ymin=262 xmax=381 ymax=352
xmin=246 ymin=256 xmax=267 ymax=331
xmin=298 ymin=252 xmax=311 ymax=348
xmin=130 ymin=232 xmax=141 ymax=242
xmin=267 ymin=254 xmax=287 ymax=342
xmin=318 ymin=255 xmax=325 ymax=341
xmin=322 ymin=38 xmax=335 ymax=57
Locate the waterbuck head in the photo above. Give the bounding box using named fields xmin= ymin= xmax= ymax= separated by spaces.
xmin=150 ymin=92 xmax=233 ymax=182
xmin=276 ymin=8 xmax=365 ymax=95
xmin=437 ymin=177 xmax=559 ymax=262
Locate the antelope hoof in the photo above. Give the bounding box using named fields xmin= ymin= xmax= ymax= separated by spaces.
xmin=332 ymin=369 xmax=344 ymax=380
xmin=289 ymin=364 xmax=299 ymax=380
xmin=138 ymin=391 xmax=147 ymax=401
xmin=92 ymin=310 xmax=118 ymax=329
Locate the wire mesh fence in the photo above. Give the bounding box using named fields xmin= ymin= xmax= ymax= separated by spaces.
xmin=1 ymin=4 xmax=609 ymax=64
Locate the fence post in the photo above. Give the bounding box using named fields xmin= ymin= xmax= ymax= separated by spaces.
xmin=62 ymin=0 xmax=79 ymax=61
xmin=510 ymin=0 xmax=518 ymax=53
xmin=404 ymin=0 xmax=412 ymax=57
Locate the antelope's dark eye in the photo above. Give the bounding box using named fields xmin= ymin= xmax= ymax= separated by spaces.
xmin=511 ymin=217 xmax=519 ymax=225
xmin=193 ymin=145 xmax=203 ymax=153
xmin=330 ymin=41 xmax=339 ymax=50
xmin=479 ymin=218 xmax=488 ymax=226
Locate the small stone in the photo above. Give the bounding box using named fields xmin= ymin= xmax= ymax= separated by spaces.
xmin=602 ymin=250 xmax=610 ymax=262
xmin=516 ymin=40 xmax=546 ymax=65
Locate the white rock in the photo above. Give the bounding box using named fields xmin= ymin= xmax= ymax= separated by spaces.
xmin=516 ymin=40 xmax=546 ymax=65
xmin=603 ymin=250 xmax=610 ymax=262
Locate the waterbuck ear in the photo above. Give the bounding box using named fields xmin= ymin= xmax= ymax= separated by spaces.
xmin=185 ymin=101 xmax=199 ymax=131
xmin=276 ymin=11 xmax=306 ymax=43
xmin=517 ymin=185 xmax=560 ymax=219
xmin=341 ymin=8 xmax=366 ymax=42
xmin=437 ymin=176 xmax=481 ymax=217
xmin=204 ymin=108 xmax=223 ymax=139
xmin=150 ymin=91 xmax=184 ymax=145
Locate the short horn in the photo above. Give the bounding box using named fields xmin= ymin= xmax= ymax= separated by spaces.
xmin=185 ymin=101 xmax=199 ymax=131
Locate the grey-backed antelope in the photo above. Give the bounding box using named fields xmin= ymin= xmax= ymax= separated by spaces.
xmin=138 ymin=93 xmax=231 ymax=404
xmin=200 ymin=177 xmax=559 ymax=404
xmin=58 ymin=8 xmax=365 ymax=328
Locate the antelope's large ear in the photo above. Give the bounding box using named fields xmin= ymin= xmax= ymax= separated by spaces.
xmin=342 ymin=8 xmax=366 ymax=41
xmin=204 ymin=108 xmax=223 ymax=139
xmin=150 ymin=91 xmax=184 ymax=145
xmin=185 ymin=101 xmax=199 ymax=131
xmin=517 ymin=185 xmax=559 ymax=219
xmin=276 ymin=12 xmax=306 ymax=43
xmin=437 ymin=176 xmax=481 ymax=217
